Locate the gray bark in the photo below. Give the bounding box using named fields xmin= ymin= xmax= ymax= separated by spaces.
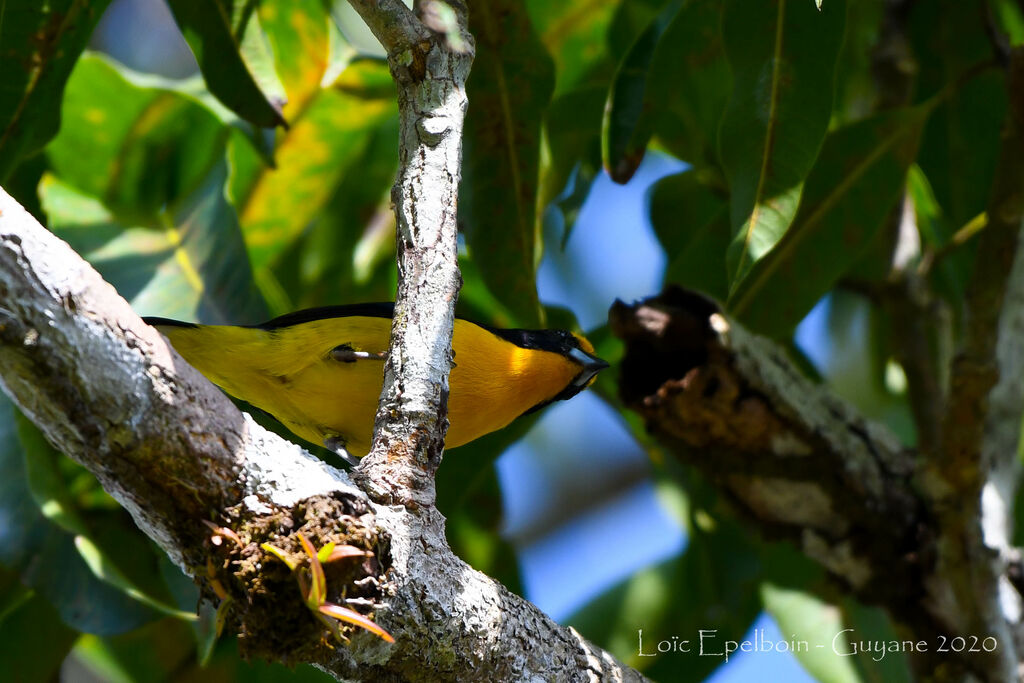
xmin=346 ymin=0 xmax=471 ymax=507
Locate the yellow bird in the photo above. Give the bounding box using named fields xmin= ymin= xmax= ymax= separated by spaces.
xmin=144 ymin=303 xmax=608 ymax=461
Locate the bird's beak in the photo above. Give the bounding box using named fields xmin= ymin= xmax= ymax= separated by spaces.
xmin=569 ymin=347 xmax=610 ymax=387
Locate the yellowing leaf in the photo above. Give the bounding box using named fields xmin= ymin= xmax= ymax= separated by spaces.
xmin=319 ymin=602 xmax=395 ymax=643
xmin=260 ymin=0 xmax=333 ymax=115
xmin=233 ymin=62 xmax=396 ymax=270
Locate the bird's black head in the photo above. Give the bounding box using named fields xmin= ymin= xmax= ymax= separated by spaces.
xmin=488 ymin=327 xmax=610 ymax=407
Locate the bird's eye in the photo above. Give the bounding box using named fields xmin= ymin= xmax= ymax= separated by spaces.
xmin=330 ymin=344 xmax=386 ymax=362
xmin=331 ymin=344 xmax=359 ymax=362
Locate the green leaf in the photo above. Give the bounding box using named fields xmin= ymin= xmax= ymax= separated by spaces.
xmin=897 ymin=0 xmax=999 ymax=307
xmin=165 ymin=0 xmax=287 ymax=128
xmin=445 ymin=502 xmax=523 ymax=595
xmin=441 ymin=456 xmax=528 ymax=596
xmin=830 ymin=0 xmax=884 ymax=126
xmin=992 ymin=0 xmax=1024 ymax=45
xmin=75 ymin=536 xmax=196 ymax=621
xmin=570 ymin=562 xmax=679 ymax=670
xmin=40 ymin=167 xmax=266 ymax=325
xmin=0 ymin=566 xmax=32 ymax=622
xmin=907 ymin=165 xmax=970 ymax=304
xmin=316 ymin=542 xmax=336 ymax=564
xmin=456 ymin=251 xmax=520 ymax=328
xmin=729 ymin=105 xmax=930 ymax=338
xmin=912 ymin=0 xmax=1005 ymax=231
xmin=649 ymin=0 xmax=731 ymax=170
xmin=461 ymin=0 xmax=555 ymax=327
xmin=13 ymin=406 xmax=190 ymax=625
xmin=567 ymin=490 xmax=762 ymax=681
xmin=650 ymin=170 xmax=730 ymax=301
xmin=289 ymin=116 xmax=399 ymax=307
xmin=92 ymin=512 xmax=190 ymax=610
xmin=235 ymin=7 xmax=289 ymax=112
xmin=825 ymin=289 xmax=891 ymax=399
xmin=650 ymin=171 xmax=726 ymax=255
xmin=0 ymin=592 xmax=79 ymax=682
xmin=46 ymin=54 xmax=230 ymax=223
xmin=328 ymin=0 xmax=386 ymax=58
xmin=527 ymin=0 xmax=619 ymax=93
xmin=16 ymin=410 xmax=91 ymax=537
xmin=213 ymin=651 xmax=338 ymax=682
xmin=841 ymin=599 xmax=912 ymax=682
xmin=602 ymin=0 xmax=683 ymax=183
xmin=607 ymin=0 xmax=669 ymax=62
xmin=0 ymin=0 xmax=113 ymax=181
xmin=719 ymin=0 xmax=846 ymax=289
xmin=436 ymin=393 xmax=546 ymax=596
xmin=0 ymin=397 xmax=159 ymax=634
xmin=437 ymin=409 xmax=539 ymax=514
xmin=261 ymin=543 xmax=298 ymax=570
xmin=540 ymin=85 xmax=606 ymax=246
xmin=908 ymin=165 xmax=943 ymax=251
xmin=0 ymin=401 xmax=55 ymax=569
xmin=231 ymin=61 xmax=396 ymax=271
xmin=3 ymin=152 xmax=47 ymax=223
xmin=297 ymin=532 xmax=326 ymax=607
xmin=761 ymin=584 xmax=862 ymax=683
xmin=815 ymin=291 xmax=916 ymax=441
xmin=71 ymin=620 xmax=197 ymax=683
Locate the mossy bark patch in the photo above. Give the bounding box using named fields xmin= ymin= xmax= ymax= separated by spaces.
xmin=203 ymin=492 xmax=391 ymax=664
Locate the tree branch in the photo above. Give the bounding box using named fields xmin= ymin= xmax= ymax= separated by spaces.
xmin=345 ymin=0 xmax=431 ymax=56
xmin=982 ymin=230 xmax=1024 ymax=665
xmin=611 ymin=287 xmax=1021 ymax=681
xmin=345 ymin=0 xmax=471 ymax=508
xmin=938 ymin=48 xmax=1024 ymax=495
xmin=0 ymin=188 xmax=647 ymax=681
xmin=913 ymin=47 xmax=1024 ymax=683
xmin=883 ymin=270 xmax=952 ymax=457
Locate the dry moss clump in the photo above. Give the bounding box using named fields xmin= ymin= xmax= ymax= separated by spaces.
xmin=203 ymin=492 xmax=391 ymax=664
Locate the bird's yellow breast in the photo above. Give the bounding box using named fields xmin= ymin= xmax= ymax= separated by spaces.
xmin=159 ymin=316 xmax=581 ymax=456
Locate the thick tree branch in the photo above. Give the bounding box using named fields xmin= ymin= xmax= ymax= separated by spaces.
xmin=911 ymin=47 xmax=1024 ymax=683
xmin=611 ymin=288 xmax=1021 ymax=681
xmin=0 ymin=188 xmax=647 ymax=681
xmin=982 ymin=236 xmax=1024 ymax=489
xmin=983 ymin=231 xmax=1024 ymax=667
xmin=938 ymin=48 xmax=1024 ymax=495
